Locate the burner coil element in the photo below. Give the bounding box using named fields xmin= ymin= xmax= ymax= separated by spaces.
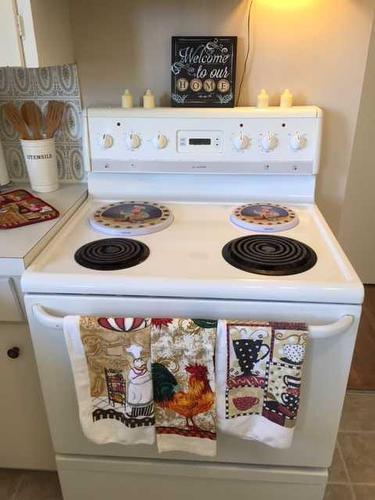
xmin=222 ymin=235 xmax=317 ymax=276
xmin=75 ymin=238 xmax=150 ymax=271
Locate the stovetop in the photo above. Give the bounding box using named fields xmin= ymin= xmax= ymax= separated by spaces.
xmin=21 ymin=199 xmax=362 ymax=304
xmin=77 ymin=200 xmax=312 ymax=276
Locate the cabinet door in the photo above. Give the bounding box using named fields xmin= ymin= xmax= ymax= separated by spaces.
xmin=17 ymin=0 xmax=74 ymax=68
xmin=0 ymin=0 xmax=24 ymax=67
xmin=0 ymin=322 xmax=55 ymax=469
xmin=0 ymin=278 xmax=24 ymax=322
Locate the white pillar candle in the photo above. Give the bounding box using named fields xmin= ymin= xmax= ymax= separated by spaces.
xmin=143 ymin=89 xmax=155 ymax=109
xmin=257 ymin=89 xmax=269 ymax=108
xmin=280 ymin=89 xmax=293 ymax=108
xmin=121 ymin=89 xmax=133 ymax=108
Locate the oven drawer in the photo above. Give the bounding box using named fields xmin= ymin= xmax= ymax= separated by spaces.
xmin=57 ymin=455 xmax=327 ymax=500
xmin=24 ymin=293 xmax=361 ymax=469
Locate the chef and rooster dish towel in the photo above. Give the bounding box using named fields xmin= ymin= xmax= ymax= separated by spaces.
xmin=63 ymin=316 xmax=308 ymax=454
xmin=64 ymin=316 xmax=217 ymax=454
xmin=216 ymin=320 xmax=308 ymax=449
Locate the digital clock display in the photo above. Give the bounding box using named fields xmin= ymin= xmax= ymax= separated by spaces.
xmin=189 ymin=138 xmax=211 ymax=145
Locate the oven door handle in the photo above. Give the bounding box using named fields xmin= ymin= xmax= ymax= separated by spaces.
xmin=32 ymin=305 xmax=354 ymax=339
xmin=33 ymin=304 xmax=64 ymax=329
xmin=308 ymin=314 xmax=354 ymax=339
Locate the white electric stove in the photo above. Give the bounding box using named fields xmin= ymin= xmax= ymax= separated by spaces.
xmin=22 ymin=107 xmax=363 ymax=500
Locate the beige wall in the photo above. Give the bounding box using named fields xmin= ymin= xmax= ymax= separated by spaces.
xmin=69 ymin=0 xmax=374 ymax=233
xmin=339 ymin=18 xmax=375 ymax=283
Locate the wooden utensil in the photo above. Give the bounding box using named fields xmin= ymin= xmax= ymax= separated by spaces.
xmin=21 ymin=101 xmax=43 ymax=140
xmin=45 ymin=101 xmax=65 ymax=138
xmin=2 ymin=102 xmax=31 ymax=140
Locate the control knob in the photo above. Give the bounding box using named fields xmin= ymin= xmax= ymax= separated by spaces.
xmin=126 ymin=133 xmax=141 ymax=150
xmin=98 ymin=134 xmax=113 ymax=149
xmin=152 ymin=133 xmax=168 ymax=150
xmin=233 ymin=132 xmax=250 ymax=151
xmin=261 ymin=132 xmax=278 ymax=152
xmin=290 ymin=132 xmax=306 ymax=151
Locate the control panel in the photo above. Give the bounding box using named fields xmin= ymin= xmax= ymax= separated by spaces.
xmin=86 ymin=107 xmax=322 ymax=175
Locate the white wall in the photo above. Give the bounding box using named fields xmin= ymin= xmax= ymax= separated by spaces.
xmin=339 ymin=18 xmax=375 ymax=283
xmin=69 ymin=0 xmax=374 ymax=233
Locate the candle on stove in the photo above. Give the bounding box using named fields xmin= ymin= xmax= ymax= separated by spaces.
xmin=143 ymin=89 xmax=155 ymax=109
xmin=121 ymin=89 xmax=133 ymax=108
xmin=257 ymin=89 xmax=269 ymax=108
xmin=280 ymin=89 xmax=293 ymax=108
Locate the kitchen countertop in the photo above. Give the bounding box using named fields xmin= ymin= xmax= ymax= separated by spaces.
xmin=0 ymin=183 xmax=87 ymax=276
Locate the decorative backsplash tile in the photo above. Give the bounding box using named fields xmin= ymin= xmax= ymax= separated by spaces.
xmin=0 ymin=64 xmax=84 ymax=182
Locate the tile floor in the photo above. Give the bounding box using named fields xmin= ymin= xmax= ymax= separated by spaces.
xmin=1 ymin=391 xmax=374 ymax=499
xmin=348 ymin=285 xmax=375 ymax=390
xmin=326 ymin=391 xmax=375 ymax=500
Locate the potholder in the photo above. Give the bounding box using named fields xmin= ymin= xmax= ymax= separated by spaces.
xmin=0 ymin=189 xmax=59 ymax=229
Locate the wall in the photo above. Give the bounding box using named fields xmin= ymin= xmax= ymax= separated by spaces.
xmin=339 ymin=19 xmax=375 ymax=283
xmin=250 ymin=0 xmax=373 ymax=234
xmin=69 ymin=0 xmax=374 ymax=234
xmin=0 ymin=64 xmax=84 ymax=182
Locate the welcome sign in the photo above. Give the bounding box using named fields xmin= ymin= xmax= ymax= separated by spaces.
xmin=171 ymin=36 xmax=237 ymax=107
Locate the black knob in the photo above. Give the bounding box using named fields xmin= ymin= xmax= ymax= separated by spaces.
xmin=7 ymin=347 xmax=20 ymax=359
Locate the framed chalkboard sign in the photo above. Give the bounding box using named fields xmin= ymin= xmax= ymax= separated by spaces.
xmin=171 ymin=36 xmax=237 ymax=108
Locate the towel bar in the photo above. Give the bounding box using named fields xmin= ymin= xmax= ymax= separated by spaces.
xmin=31 ymin=304 xmax=354 ymax=339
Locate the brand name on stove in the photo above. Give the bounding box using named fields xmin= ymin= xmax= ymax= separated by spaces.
xmin=26 ymin=153 xmax=53 ymax=160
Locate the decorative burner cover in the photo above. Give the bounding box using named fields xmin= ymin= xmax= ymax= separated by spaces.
xmin=75 ymin=238 xmax=150 ymax=271
xmin=222 ymin=235 xmax=317 ymax=276
xmin=90 ymin=201 xmax=173 ymax=236
xmin=230 ymin=203 xmax=298 ymax=232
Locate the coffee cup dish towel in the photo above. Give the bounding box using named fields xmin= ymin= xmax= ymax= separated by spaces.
xmin=63 ymin=315 xmax=155 ymax=445
xmin=216 ymin=319 xmax=308 ymax=449
xmin=151 ymin=318 xmax=217 ymax=456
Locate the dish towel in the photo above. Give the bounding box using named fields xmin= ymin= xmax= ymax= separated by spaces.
xmin=151 ymin=318 xmax=217 ymax=456
xmin=216 ymin=319 xmax=308 ymax=449
xmin=63 ymin=315 xmax=155 ymax=445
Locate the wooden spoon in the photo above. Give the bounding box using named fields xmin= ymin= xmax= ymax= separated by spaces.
xmin=45 ymin=101 xmax=65 ymax=138
xmin=21 ymin=101 xmax=43 ymax=140
xmin=3 ymin=102 xmax=31 ymax=140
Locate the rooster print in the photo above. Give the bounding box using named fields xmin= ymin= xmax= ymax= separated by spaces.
xmin=151 ymin=318 xmax=217 ymax=445
xmin=152 ymin=363 xmax=214 ymax=430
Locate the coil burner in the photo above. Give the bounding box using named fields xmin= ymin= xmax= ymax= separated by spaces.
xmin=222 ymin=235 xmax=317 ymax=276
xmin=74 ymin=238 xmax=150 ymax=271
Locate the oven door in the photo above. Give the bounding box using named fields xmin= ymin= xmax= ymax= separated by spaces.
xmin=24 ymin=293 xmax=360 ymax=468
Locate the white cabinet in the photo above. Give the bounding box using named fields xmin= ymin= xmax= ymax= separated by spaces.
xmin=0 ymin=0 xmax=74 ymax=68
xmin=0 ymin=0 xmax=23 ymax=66
xmin=0 ymin=320 xmax=55 ymax=469
xmin=0 ymin=278 xmax=24 ymax=322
